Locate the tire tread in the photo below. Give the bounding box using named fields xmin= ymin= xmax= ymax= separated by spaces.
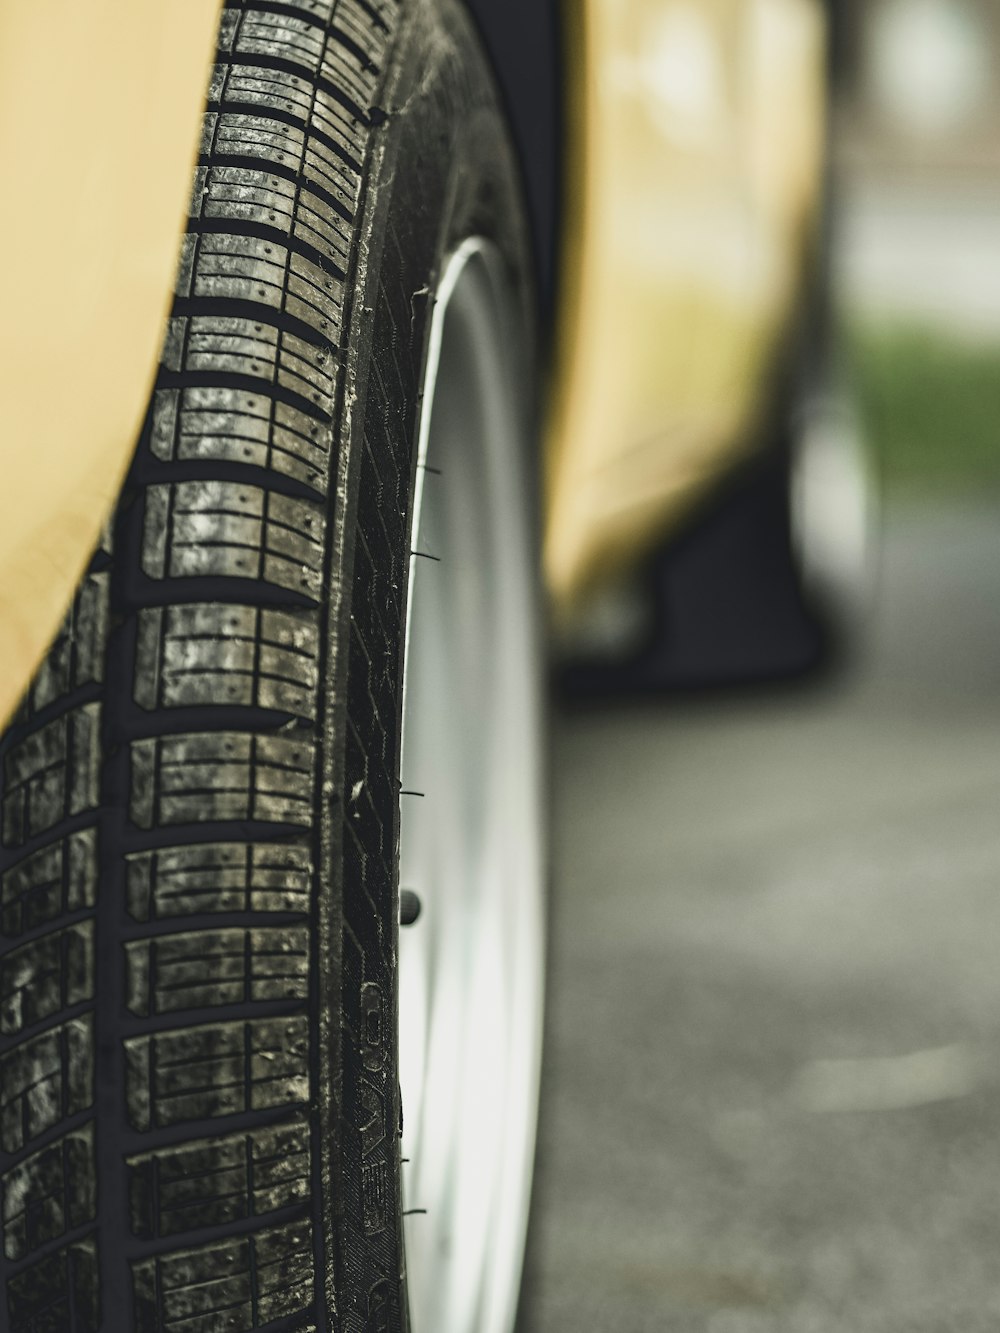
xmin=0 ymin=0 xmax=399 ymax=1327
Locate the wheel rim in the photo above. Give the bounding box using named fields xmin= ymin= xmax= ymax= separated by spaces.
xmin=398 ymin=239 xmax=545 ymax=1333
xmin=790 ymin=390 xmax=877 ymax=624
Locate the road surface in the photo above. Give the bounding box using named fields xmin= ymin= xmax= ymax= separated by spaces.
xmin=519 ymin=500 xmax=1000 ymax=1332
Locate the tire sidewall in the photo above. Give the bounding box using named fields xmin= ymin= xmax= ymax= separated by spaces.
xmin=320 ymin=2 xmax=537 ymax=1324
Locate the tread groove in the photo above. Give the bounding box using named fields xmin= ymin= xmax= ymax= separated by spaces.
xmin=172 ymin=295 xmax=341 ymax=350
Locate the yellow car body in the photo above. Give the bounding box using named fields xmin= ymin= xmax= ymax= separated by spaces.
xmin=0 ymin=0 xmax=223 ymax=725
xmin=0 ymin=0 xmax=827 ymax=723
xmin=548 ymin=0 xmax=827 ymax=612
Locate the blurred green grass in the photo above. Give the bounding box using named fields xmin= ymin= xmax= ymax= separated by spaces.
xmin=851 ymin=324 xmax=1000 ymax=494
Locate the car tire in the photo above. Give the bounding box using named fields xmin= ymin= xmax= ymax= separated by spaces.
xmin=0 ymin=2 xmax=545 ymax=1330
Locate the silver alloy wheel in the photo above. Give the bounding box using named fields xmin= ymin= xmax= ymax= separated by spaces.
xmin=398 ymin=239 xmax=546 ymax=1333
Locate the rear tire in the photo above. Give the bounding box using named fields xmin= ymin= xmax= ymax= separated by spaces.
xmin=558 ymin=367 xmax=875 ymax=693
xmin=0 ymin=2 xmax=543 ymax=1329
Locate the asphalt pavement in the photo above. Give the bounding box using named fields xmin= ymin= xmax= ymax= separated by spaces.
xmin=518 ymin=499 xmax=1000 ymax=1332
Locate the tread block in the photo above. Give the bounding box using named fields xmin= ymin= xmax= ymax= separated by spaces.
xmin=1 ymin=705 xmax=101 ymax=848
xmin=1 ymin=830 xmax=97 ymax=939
xmin=131 ymin=1217 xmax=313 ymax=1331
xmin=230 ymin=11 xmax=329 ymax=70
xmin=7 ymin=1236 xmax=98 ymax=1333
xmin=192 ymin=163 xmax=352 ymax=278
xmin=135 ymin=604 xmax=320 ymax=719
xmin=151 ymin=378 xmax=333 ymax=491
xmin=125 ymin=925 xmax=309 ymax=1015
xmin=210 ymin=67 xmax=314 ymax=126
xmin=124 ymin=1015 xmax=309 ymax=1131
xmin=336 ymin=0 xmax=396 ymax=43
xmin=130 ymin=732 xmax=315 ymax=830
xmin=179 ymin=231 xmax=345 ymax=335
xmin=142 ymin=481 xmax=326 ymax=599
xmin=125 ymin=842 xmax=311 ymax=922
xmin=183 ymin=229 xmax=286 ymax=305
xmin=0 ymin=922 xmax=94 ymax=1036
xmin=304 ymin=82 xmax=369 ymax=175
xmin=0 ymin=1016 xmax=94 ymax=1153
xmin=206 ymin=105 xmax=361 ymax=218
xmin=2 ymin=1123 xmax=96 ymax=1261
xmin=229 ymin=9 xmax=384 ymax=113
xmin=323 ymin=26 xmax=381 ymax=110
xmin=127 ymin=1116 xmax=310 ymax=1239
xmin=163 ymin=313 xmax=338 ymax=418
